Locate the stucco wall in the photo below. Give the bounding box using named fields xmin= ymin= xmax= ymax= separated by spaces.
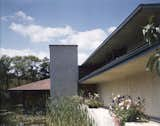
xmin=50 ymin=45 xmax=78 ymax=97
xmin=98 ymin=71 xmax=160 ymax=118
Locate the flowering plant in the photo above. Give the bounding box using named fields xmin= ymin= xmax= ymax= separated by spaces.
xmin=84 ymin=93 xmax=104 ymax=108
xmin=109 ymin=95 xmax=149 ymax=126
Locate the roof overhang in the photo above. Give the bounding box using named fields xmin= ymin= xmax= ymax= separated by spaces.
xmin=81 ymin=4 xmax=160 ymax=67
xmin=80 ymin=43 xmax=160 ymax=84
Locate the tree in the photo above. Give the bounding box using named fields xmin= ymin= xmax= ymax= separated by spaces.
xmin=146 ymin=49 xmax=160 ymax=76
xmin=143 ymin=16 xmax=160 ymax=76
xmin=24 ymin=55 xmax=41 ymax=82
xmin=39 ymin=57 xmax=50 ymax=80
xmin=0 ymin=55 xmax=50 ymax=89
xmin=0 ymin=55 xmax=12 ymax=89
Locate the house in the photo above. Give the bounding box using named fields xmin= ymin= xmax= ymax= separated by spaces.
xmin=78 ymin=4 xmax=160 ymax=121
xmin=8 ymin=3 xmax=160 ymax=121
xmin=48 ymin=3 xmax=160 ymax=121
xmin=8 ymin=79 xmax=50 ymax=111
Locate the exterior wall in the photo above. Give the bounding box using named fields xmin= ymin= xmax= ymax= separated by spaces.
xmin=98 ymin=71 xmax=160 ymax=118
xmin=50 ymin=45 xmax=78 ymax=97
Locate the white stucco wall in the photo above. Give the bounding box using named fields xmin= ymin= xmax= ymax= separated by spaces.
xmin=98 ymin=71 xmax=160 ymax=118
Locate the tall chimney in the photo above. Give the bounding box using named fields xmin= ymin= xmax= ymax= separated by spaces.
xmin=49 ymin=45 xmax=78 ymax=97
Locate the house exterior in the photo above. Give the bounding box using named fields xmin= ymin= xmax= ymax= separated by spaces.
xmin=78 ymin=4 xmax=160 ymax=120
xmin=8 ymin=79 xmax=50 ymax=111
xmin=8 ymin=3 xmax=160 ymax=121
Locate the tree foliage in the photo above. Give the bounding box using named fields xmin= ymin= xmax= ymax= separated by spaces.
xmin=143 ymin=16 xmax=160 ymax=76
xmin=146 ymin=49 xmax=160 ymax=76
xmin=0 ymin=55 xmax=50 ymax=90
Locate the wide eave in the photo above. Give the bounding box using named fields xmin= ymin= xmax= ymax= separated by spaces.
xmin=80 ymin=4 xmax=160 ymax=84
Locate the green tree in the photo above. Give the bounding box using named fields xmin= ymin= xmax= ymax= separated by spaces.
xmin=143 ymin=16 xmax=160 ymax=76
xmin=146 ymin=49 xmax=160 ymax=76
xmin=11 ymin=56 xmax=27 ymax=86
xmin=0 ymin=55 xmax=12 ymax=89
xmin=39 ymin=57 xmax=50 ymax=80
xmin=24 ymin=55 xmax=41 ymax=82
xmin=0 ymin=55 xmax=50 ymax=89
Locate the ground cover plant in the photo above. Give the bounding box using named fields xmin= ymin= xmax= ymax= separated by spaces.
xmin=0 ymin=106 xmax=46 ymax=126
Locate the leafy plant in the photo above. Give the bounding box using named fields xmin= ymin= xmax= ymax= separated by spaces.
xmin=0 ymin=111 xmax=18 ymax=126
xmin=146 ymin=49 xmax=160 ymax=75
xmin=46 ymin=96 xmax=94 ymax=126
xmin=142 ymin=16 xmax=160 ymax=76
xmin=0 ymin=106 xmax=46 ymax=125
xmin=142 ymin=16 xmax=160 ymax=45
xmin=84 ymin=93 xmax=104 ymax=108
xmin=109 ymin=95 xmax=149 ymax=126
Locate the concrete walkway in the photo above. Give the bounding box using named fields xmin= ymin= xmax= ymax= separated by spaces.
xmin=88 ymin=108 xmax=114 ymax=126
xmin=88 ymin=108 xmax=160 ymax=126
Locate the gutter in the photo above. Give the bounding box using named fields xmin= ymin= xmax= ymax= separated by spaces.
xmin=79 ymin=42 xmax=160 ymax=83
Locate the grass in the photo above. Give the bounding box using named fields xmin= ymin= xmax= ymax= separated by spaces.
xmin=46 ymin=96 xmax=95 ymax=126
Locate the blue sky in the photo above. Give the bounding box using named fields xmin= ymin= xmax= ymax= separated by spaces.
xmin=1 ymin=0 xmax=160 ymax=64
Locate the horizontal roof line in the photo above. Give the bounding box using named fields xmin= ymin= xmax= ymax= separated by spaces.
xmin=81 ymin=3 xmax=160 ymax=66
xmin=79 ymin=42 xmax=160 ymax=83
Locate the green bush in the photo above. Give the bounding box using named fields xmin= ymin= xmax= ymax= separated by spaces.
xmin=46 ymin=96 xmax=94 ymax=126
xmin=84 ymin=93 xmax=103 ymax=108
xmin=0 ymin=111 xmax=18 ymax=126
xmin=109 ymin=95 xmax=149 ymax=126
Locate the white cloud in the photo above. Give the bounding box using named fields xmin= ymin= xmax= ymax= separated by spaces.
xmin=1 ymin=11 xmax=34 ymax=22
xmin=9 ymin=23 xmax=74 ymax=42
xmin=107 ymin=26 xmax=116 ymax=34
xmin=2 ymin=10 xmax=117 ymax=64
xmin=8 ymin=16 xmax=116 ymax=64
xmin=61 ymin=28 xmax=106 ymax=51
xmin=78 ymin=52 xmax=89 ymax=65
xmin=61 ymin=27 xmax=116 ymax=64
xmin=9 ymin=23 xmax=108 ymax=64
xmin=0 ymin=48 xmax=48 ymax=59
xmin=15 ymin=11 xmax=34 ymax=21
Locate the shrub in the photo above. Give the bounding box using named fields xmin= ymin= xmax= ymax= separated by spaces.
xmin=109 ymin=95 xmax=149 ymax=126
xmin=46 ymin=96 xmax=94 ymax=126
xmin=84 ymin=93 xmax=104 ymax=108
xmin=0 ymin=111 xmax=18 ymax=126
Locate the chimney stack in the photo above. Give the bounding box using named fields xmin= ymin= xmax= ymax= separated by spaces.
xmin=49 ymin=45 xmax=78 ymax=97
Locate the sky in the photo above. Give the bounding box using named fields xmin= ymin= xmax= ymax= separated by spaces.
xmin=1 ymin=0 xmax=160 ymax=64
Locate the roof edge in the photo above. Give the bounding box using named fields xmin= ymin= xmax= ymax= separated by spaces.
xmin=79 ymin=42 xmax=160 ymax=83
xmin=81 ymin=3 xmax=160 ymax=66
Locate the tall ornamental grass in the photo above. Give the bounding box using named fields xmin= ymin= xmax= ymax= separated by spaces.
xmin=46 ymin=96 xmax=94 ymax=126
